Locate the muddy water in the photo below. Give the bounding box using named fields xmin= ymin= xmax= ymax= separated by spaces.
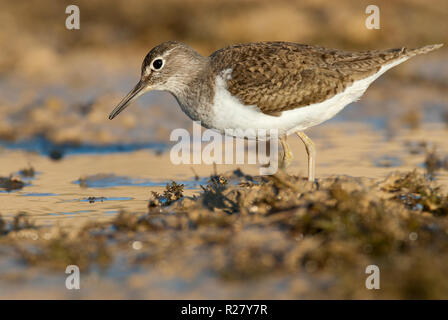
xmin=1 ymin=121 xmax=448 ymax=299
xmin=1 ymin=122 xmax=447 ymax=229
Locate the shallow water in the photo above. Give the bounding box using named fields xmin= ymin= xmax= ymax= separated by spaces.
xmin=0 ymin=136 xmax=168 ymax=158
xmin=1 ymin=121 xmax=447 ymax=230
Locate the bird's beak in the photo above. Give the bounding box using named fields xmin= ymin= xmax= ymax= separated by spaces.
xmin=108 ymin=81 xmax=149 ymax=120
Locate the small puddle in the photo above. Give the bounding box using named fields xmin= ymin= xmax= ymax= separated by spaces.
xmin=374 ymin=155 xmax=403 ymax=168
xmin=79 ymin=196 xmax=134 ymax=203
xmin=49 ymin=210 xmax=93 ymax=216
xmin=104 ymin=210 xmax=121 ymax=215
xmin=73 ymin=173 xmax=209 ymax=189
xmin=21 ymin=193 xmax=59 ymax=197
xmin=0 ymin=136 xmax=168 ymax=159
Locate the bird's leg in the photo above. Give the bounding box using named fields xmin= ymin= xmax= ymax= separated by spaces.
xmin=296 ymin=131 xmax=316 ymax=182
xmin=259 ymin=139 xmax=271 ymax=168
xmin=279 ymin=136 xmax=293 ymax=169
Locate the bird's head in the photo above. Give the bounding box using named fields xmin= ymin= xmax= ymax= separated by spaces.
xmin=109 ymin=41 xmax=207 ymax=120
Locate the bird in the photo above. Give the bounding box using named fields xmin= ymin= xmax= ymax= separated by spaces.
xmin=108 ymin=41 xmax=443 ymax=181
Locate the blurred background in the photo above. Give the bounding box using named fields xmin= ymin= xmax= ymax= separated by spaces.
xmin=0 ymin=0 xmax=447 ymax=148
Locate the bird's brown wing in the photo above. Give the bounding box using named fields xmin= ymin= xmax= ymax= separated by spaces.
xmin=210 ymin=42 xmax=406 ymax=116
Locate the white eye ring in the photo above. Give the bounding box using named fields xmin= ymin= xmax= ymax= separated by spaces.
xmin=150 ymin=57 xmax=165 ymax=71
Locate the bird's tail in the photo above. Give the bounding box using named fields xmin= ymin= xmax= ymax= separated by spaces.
xmin=403 ymin=43 xmax=443 ymax=58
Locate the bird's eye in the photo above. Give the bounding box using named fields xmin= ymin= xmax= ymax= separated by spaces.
xmin=152 ymin=59 xmax=163 ymax=70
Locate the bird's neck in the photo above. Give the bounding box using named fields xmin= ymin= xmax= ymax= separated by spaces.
xmin=168 ymin=61 xmax=216 ymax=125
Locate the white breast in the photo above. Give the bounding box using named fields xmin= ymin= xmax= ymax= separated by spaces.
xmin=209 ymin=58 xmax=408 ymax=139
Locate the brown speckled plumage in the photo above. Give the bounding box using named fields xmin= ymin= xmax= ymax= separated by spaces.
xmin=110 ymin=41 xmax=442 ymax=122
xmin=209 ymin=42 xmax=442 ymax=115
xmin=109 ymin=41 xmax=442 ymax=181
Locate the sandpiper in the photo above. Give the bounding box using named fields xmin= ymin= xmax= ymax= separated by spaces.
xmin=109 ymin=41 xmax=442 ymax=181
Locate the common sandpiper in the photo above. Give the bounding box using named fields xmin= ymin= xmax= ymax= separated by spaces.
xmin=108 ymin=41 xmax=443 ymax=181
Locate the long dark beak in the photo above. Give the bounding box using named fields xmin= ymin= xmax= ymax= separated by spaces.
xmin=108 ymin=81 xmax=148 ymax=120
